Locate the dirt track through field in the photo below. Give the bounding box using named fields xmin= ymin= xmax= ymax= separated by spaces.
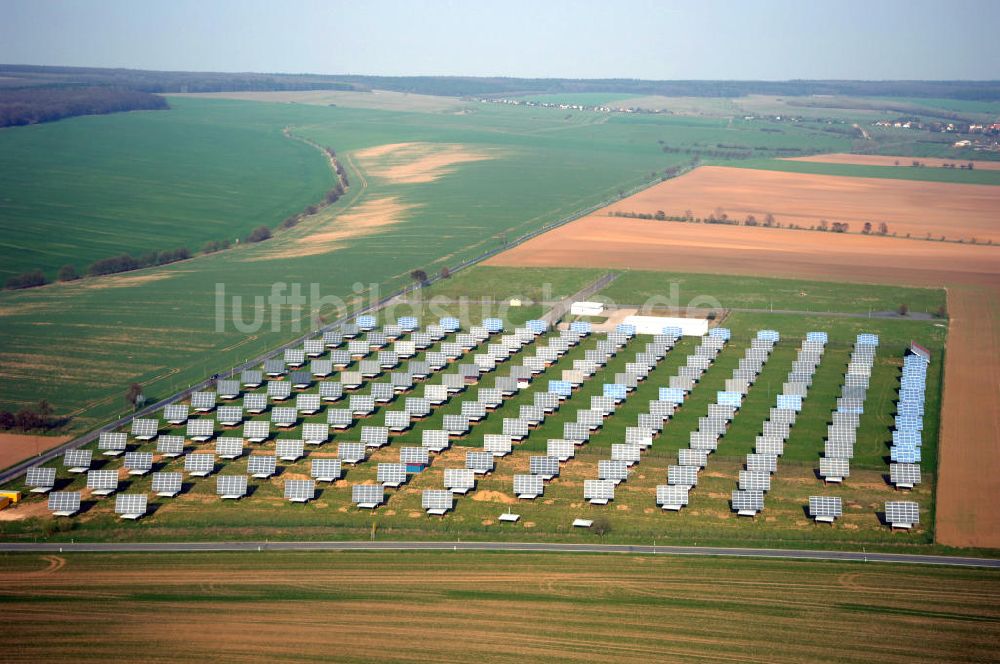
xmin=598 ymin=165 xmax=1000 ymax=242
xmin=489 ymin=168 xmax=1000 ymax=548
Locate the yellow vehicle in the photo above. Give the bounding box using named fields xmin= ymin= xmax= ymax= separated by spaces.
xmin=0 ymin=490 xmax=20 ymax=504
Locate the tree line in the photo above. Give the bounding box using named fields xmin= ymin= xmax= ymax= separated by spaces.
xmin=610 ymin=209 xmax=898 ymax=236
xmin=0 ymin=86 xmax=168 ymax=127
xmin=0 ymin=400 xmax=63 ymax=432
xmin=4 ymin=246 xmax=192 ymax=290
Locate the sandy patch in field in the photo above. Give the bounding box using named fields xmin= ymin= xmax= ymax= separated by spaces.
xmin=353 ymin=142 xmax=496 ymax=184
xmin=69 ymin=271 xmax=178 ymax=291
xmin=597 ymin=165 xmax=1000 ymax=242
xmin=471 ymin=490 xmax=516 ymax=505
xmin=251 ymin=197 xmax=416 ymax=260
xmin=489 ymin=168 xmax=1000 ymax=547
xmin=0 ymin=497 xmax=51 ymax=521
xmin=787 ymin=153 xmax=1000 ymax=171
xmin=0 ymin=433 xmax=73 ymax=472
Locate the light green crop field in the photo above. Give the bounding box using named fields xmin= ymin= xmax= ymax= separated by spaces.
xmin=418 ymin=265 xmax=948 ymax=315
xmin=0 ymin=551 xmax=996 ymax=663
xmin=1 ymin=305 xmax=950 ymax=554
xmin=0 ymin=95 xmax=865 ymax=433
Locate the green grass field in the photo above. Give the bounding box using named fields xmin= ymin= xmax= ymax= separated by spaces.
xmin=418 ymin=265 xmax=948 ymax=316
xmin=0 ymin=99 xmax=335 ymax=280
xmin=0 ymin=551 xmax=996 ymax=662
xmin=0 ymin=306 xmax=951 ymax=554
xmin=0 ymin=96 xmax=864 ymax=432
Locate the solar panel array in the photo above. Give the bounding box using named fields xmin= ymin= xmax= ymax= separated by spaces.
xmin=377 ymin=463 xmax=407 ymax=487
xmin=216 ymin=475 xmax=248 ymax=498
xmin=28 ymin=319 xmax=904 ymax=527
xmin=584 ymin=479 xmax=615 ymax=503
xmin=816 ymin=333 xmax=874 ymax=485
xmin=64 ymin=449 xmax=92 ymax=470
xmin=809 ymin=496 xmax=842 ymax=520
xmin=513 ymin=474 xmax=544 ymax=498
xmin=26 ymin=467 xmax=56 ymax=490
xmin=114 ymin=493 xmax=148 ymax=518
xmin=284 ymin=479 xmax=315 ymax=502
xmin=656 ymin=484 xmax=690 ymax=509
xmin=185 ymin=453 xmax=215 ymax=475
xmin=247 ymin=455 xmax=277 ymax=477
xmin=422 ymin=489 xmax=454 ymax=513
xmin=885 ymin=500 xmax=919 ymax=527
xmin=87 ymin=469 xmax=118 ymax=493
xmin=312 ymin=458 xmax=342 ymax=481
xmin=124 ymin=451 xmax=153 ymax=474
xmin=48 ymin=492 xmax=81 ymax=515
xmin=151 ymin=472 xmax=182 ymax=496
xmin=276 ymin=439 xmax=304 ymax=460
xmin=890 ymin=347 xmax=928 ymax=498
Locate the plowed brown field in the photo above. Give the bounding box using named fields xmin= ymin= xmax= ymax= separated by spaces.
xmin=489 ymin=168 xmax=1000 ymax=548
xmin=598 ymin=165 xmax=1000 ymax=242
xmin=0 ymin=433 xmax=71 ymax=471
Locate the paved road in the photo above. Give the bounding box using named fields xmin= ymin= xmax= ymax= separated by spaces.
xmin=0 ymin=540 xmax=996 ymax=568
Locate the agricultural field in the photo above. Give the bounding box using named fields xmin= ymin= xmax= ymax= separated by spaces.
xmin=728 ymin=158 xmax=1000 ymax=187
xmin=0 ymin=306 xmax=950 ymax=554
xmin=171 ymin=89 xmax=472 ymax=113
xmin=0 ymin=98 xmax=335 ymax=281
xmin=422 ymin=265 xmax=947 ymax=316
xmin=487 ymin=176 xmax=1000 ymax=549
xmin=0 ymin=95 xmax=862 ymax=435
xmin=1 ymin=550 xmax=996 ymax=663
xmin=787 ymin=152 xmax=1000 ymax=170
xmin=598 ymin=165 xmax=1000 ymax=241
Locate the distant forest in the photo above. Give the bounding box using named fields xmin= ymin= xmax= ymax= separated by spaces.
xmin=1 ymin=64 xmax=998 ymax=128
xmin=0 ymin=86 xmax=168 ymax=127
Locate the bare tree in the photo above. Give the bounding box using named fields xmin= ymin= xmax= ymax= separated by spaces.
xmin=125 ymin=383 xmax=143 ymax=408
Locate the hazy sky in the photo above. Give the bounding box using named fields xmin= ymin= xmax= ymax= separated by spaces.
xmin=2 ymin=0 xmax=998 ymax=80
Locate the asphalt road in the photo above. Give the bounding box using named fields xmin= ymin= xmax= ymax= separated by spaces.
xmin=0 ymin=540 xmax=996 ymax=567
